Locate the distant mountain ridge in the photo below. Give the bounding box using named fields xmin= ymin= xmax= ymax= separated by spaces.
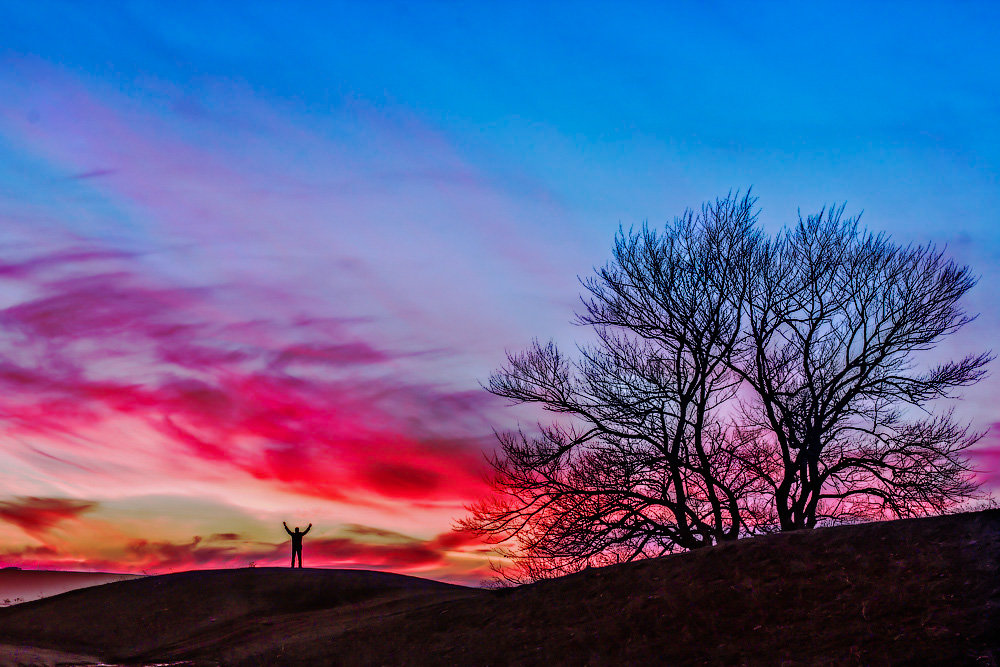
xmin=0 ymin=510 xmax=996 ymax=665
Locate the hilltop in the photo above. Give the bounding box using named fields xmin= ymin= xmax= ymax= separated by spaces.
xmin=0 ymin=510 xmax=996 ymax=665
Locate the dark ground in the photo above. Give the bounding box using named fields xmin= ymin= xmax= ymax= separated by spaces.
xmin=0 ymin=510 xmax=996 ymax=666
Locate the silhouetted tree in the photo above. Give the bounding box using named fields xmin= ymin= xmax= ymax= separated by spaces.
xmin=734 ymin=208 xmax=990 ymax=529
xmin=462 ymin=193 xmax=770 ymax=581
xmin=463 ymin=193 xmax=988 ymax=582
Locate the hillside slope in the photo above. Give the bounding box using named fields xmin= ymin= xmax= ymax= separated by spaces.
xmin=0 ymin=568 xmax=474 ymax=663
xmin=0 ymin=569 xmax=142 ymax=605
xmin=0 ymin=510 xmax=996 ymax=665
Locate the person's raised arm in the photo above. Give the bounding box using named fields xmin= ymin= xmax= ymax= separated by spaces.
xmin=303 ymin=523 xmax=312 ymax=535
xmin=283 ymin=521 xmax=292 ymax=536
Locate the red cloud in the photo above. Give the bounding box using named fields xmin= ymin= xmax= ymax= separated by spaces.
xmin=427 ymin=528 xmax=482 ymax=551
xmin=124 ymin=536 xmax=245 ymax=569
xmin=0 ymin=246 xmax=495 ymax=506
xmin=360 ymin=462 xmax=442 ymax=499
xmin=0 ymin=497 xmax=97 ymax=533
xmin=303 ymin=538 xmax=442 ymax=570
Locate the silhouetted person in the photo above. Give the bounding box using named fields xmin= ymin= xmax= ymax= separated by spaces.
xmin=283 ymin=521 xmax=311 ymax=568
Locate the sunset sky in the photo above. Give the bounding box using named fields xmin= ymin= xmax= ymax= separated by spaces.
xmin=1 ymin=2 xmax=998 ymax=585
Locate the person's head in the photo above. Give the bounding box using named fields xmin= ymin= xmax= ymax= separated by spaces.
xmin=295 ymin=527 xmax=300 ymax=532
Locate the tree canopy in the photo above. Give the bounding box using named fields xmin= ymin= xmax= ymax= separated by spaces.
xmin=461 ymin=193 xmax=989 ymax=583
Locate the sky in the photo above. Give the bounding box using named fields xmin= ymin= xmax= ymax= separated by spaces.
xmin=0 ymin=2 xmax=998 ymax=585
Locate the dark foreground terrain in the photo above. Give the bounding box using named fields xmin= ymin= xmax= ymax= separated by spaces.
xmin=0 ymin=510 xmax=996 ymax=666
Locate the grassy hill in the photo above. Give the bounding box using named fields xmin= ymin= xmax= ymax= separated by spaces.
xmin=0 ymin=510 xmax=996 ymax=665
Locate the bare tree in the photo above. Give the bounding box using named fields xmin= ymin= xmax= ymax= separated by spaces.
xmin=463 ymin=195 xmax=989 ymax=582
xmin=735 ymin=207 xmax=990 ymax=529
xmin=461 ymin=193 xmax=767 ymax=582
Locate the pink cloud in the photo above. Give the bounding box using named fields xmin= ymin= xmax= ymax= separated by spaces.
xmin=270 ymin=343 xmax=389 ymax=369
xmin=0 ymin=245 xmax=494 ymax=507
xmin=0 ymin=60 xmax=581 ymax=360
xmin=970 ymin=423 xmax=1000 ymax=489
xmin=302 ymin=538 xmax=441 ymax=570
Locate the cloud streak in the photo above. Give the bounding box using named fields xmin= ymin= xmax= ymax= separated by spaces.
xmin=0 ymin=246 xmax=494 ymax=508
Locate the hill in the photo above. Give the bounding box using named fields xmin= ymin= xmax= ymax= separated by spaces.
xmin=0 ymin=510 xmax=996 ymax=665
xmin=0 ymin=568 xmax=142 ymax=606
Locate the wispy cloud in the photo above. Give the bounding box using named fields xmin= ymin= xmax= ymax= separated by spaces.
xmin=68 ymin=168 xmax=118 ymax=180
xmin=0 ymin=246 xmax=495 ymax=508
